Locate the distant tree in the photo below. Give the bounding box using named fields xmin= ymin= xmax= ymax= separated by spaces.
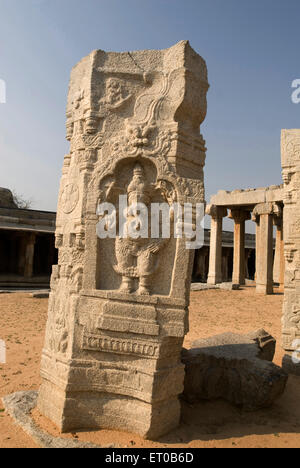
xmin=12 ymin=190 xmax=33 ymax=209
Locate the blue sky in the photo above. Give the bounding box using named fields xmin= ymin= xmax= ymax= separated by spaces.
xmin=0 ymin=0 xmax=299 ymax=232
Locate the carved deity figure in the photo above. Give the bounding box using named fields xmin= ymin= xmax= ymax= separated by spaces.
xmin=114 ymin=163 xmax=169 ymax=295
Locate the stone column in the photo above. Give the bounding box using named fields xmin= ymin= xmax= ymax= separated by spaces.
xmin=17 ymin=234 xmax=26 ymax=276
xmin=194 ymin=247 xmax=208 ymax=282
xmin=253 ymin=203 xmax=277 ymax=295
xmin=222 ymin=248 xmax=230 ymax=282
xmin=229 ymin=209 xmax=251 ymax=286
xmin=206 ymin=205 xmax=227 ymax=285
xmin=38 ymin=42 xmax=209 ymax=438
xmin=273 ymin=214 xmax=284 ymax=291
xmin=245 ymin=248 xmax=251 ymax=280
xmin=281 ymin=130 xmax=300 ymax=374
xmin=24 ymin=233 xmax=36 ymax=278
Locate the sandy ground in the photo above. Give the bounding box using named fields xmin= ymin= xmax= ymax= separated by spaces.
xmin=0 ymin=287 xmax=300 ymax=448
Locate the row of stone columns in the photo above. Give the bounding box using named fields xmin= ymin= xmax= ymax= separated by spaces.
xmin=206 ymin=202 xmax=284 ymax=294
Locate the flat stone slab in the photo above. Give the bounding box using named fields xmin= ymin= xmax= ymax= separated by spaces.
xmin=30 ymin=291 xmax=50 ymax=299
xmin=2 ymin=391 xmax=104 ymax=448
xmin=191 ymin=283 xmax=240 ymax=292
xmin=191 ymin=283 xmax=219 ymax=291
xmin=219 ymin=282 xmax=240 ymax=291
xmin=182 ymin=330 xmax=288 ymax=411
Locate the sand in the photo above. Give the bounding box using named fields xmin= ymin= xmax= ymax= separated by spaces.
xmin=0 ymin=286 xmax=300 ymax=448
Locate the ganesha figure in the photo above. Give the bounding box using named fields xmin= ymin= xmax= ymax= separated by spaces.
xmin=114 ymin=163 xmax=170 ymax=295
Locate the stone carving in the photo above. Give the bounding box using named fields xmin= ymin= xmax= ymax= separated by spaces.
xmin=60 ymin=183 xmax=79 ymax=214
xmin=182 ymin=330 xmax=288 ymax=411
xmin=104 ymin=78 xmax=132 ymax=109
xmin=112 ymin=163 xmax=171 ymax=295
xmin=82 ymin=333 xmax=159 ymax=358
xmin=281 ymin=130 xmax=300 ymax=375
xmin=38 ymin=41 xmax=209 ymax=439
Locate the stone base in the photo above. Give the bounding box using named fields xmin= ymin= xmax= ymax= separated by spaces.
xmin=2 ymin=391 xmax=101 ymax=448
xmin=256 ymin=284 xmax=273 ymax=295
xmin=282 ymin=353 xmax=300 ymax=376
xmin=38 ymin=381 xmax=180 ymax=440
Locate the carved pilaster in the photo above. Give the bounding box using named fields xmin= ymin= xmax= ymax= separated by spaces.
xmin=281 ymin=130 xmax=300 ymax=374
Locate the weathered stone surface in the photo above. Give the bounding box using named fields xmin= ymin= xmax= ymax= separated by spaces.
xmin=190 ymin=282 xmax=240 ymax=291
xmin=191 ymin=283 xmax=219 ymax=291
xmin=30 ymin=291 xmax=50 ymax=299
xmin=38 ymin=41 xmax=209 ymax=439
xmin=281 ymin=130 xmax=300 ymax=375
xmin=2 ymin=392 xmax=101 ymax=448
xmin=219 ymin=282 xmax=240 ymax=291
xmin=210 ymin=186 xmax=284 ymax=208
xmin=182 ymin=330 xmax=287 ymax=411
xmin=0 ymin=188 xmax=17 ymax=209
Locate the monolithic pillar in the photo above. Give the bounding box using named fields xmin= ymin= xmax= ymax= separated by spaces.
xmin=253 ymin=203 xmax=277 ymax=295
xmin=194 ymin=247 xmax=208 ymax=282
xmin=206 ymin=205 xmax=227 ymax=285
xmin=244 ymin=248 xmax=251 ymax=280
xmin=254 ymin=216 xmax=260 ymax=283
xmin=281 ymin=130 xmax=300 ymax=374
xmin=24 ymin=233 xmax=36 ymax=278
xmin=229 ymin=209 xmax=251 ymax=285
xmin=273 ymin=214 xmax=284 ymax=291
xmin=222 ymin=247 xmax=230 ymax=282
xmin=38 ymin=41 xmax=209 ymax=438
xmin=18 ymin=234 xmax=27 ymax=276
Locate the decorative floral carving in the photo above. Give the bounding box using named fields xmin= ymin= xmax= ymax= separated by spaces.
xmin=60 ymin=184 xmax=79 ymax=214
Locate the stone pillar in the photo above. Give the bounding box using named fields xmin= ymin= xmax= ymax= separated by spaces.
xmin=38 ymin=42 xmax=209 ymax=438
xmin=222 ymin=248 xmax=230 ymax=282
xmin=253 ymin=216 xmax=260 ymax=282
xmin=273 ymin=215 xmax=284 ymax=291
xmin=194 ymin=247 xmax=208 ymax=282
xmin=9 ymin=233 xmax=18 ymax=275
xmin=245 ymin=248 xmax=251 ymax=280
xmin=18 ymin=234 xmax=27 ymax=276
xmin=229 ymin=209 xmax=251 ymax=285
xmin=281 ymin=130 xmax=300 ymax=374
xmin=206 ymin=205 xmax=227 ymax=285
xmin=24 ymin=233 xmax=36 ymax=278
xmin=253 ymin=203 xmax=277 ymax=295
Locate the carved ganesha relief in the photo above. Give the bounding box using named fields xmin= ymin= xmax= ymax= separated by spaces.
xmin=97 ymin=160 xmax=176 ymax=295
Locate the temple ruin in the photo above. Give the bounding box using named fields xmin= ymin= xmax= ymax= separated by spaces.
xmin=281 ymin=129 xmax=300 ymax=375
xmin=205 ymin=185 xmax=284 ymax=294
xmin=0 ymin=188 xmax=56 ymax=288
xmin=38 ymin=41 xmax=210 ymax=438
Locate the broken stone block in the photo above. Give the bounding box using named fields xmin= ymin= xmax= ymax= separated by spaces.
xmin=219 ymin=282 xmax=240 ymax=291
xmin=182 ymin=330 xmax=288 ymax=411
xmin=30 ymin=291 xmax=50 ymax=299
